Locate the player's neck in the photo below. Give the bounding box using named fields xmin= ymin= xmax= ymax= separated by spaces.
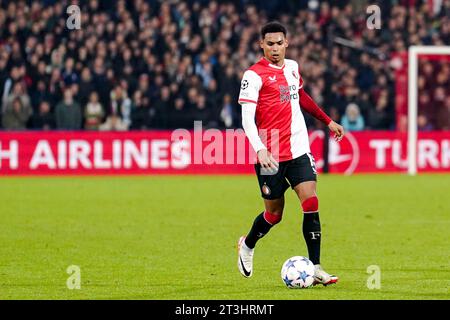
xmin=263 ymin=56 xmax=284 ymax=67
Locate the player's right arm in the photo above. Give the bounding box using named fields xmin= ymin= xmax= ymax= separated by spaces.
xmin=238 ymin=70 xmax=278 ymax=169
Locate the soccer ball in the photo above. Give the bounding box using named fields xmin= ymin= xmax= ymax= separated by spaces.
xmin=281 ymin=256 xmax=315 ymax=289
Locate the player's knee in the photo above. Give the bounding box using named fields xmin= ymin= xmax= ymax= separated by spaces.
xmin=301 ymin=195 xmax=318 ymax=213
xmin=263 ymin=210 xmax=283 ymax=225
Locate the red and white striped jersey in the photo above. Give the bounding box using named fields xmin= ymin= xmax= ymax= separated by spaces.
xmin=238 ymin=57 xmax=311 ymax=162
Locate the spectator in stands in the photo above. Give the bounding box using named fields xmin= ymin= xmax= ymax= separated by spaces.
xmin=205 ymin=79 xmax=221 ymax=124
xmin=62 ymin=57 xmax=79 ymax=86
xmin=356 ymin=53 xmax=375 ymax=91
xmin=1 ymin=66 xmax=25 ymax=108
xmin=3 ymin=82 xmax=31 ymax=116
xmin=367 ymin=90 xmax=392 ymax=130
xmin=0 ymin=58 xmax=9 ymax=100
xmin=31 ymin=80 xmax=51 ymax=113
xmin=169 ymin=97 xmax=191 ymax=129
xmin=110 ymin=85 xmax=132 ymax=130
xmin=417 ymin=114 xmax=434 ymax=131
xmin=185 ymin=87 xmax=199 ymax=111
xmin=92 ymin=57 xmax=110 ymax=109
xmin=47 ymin=68 xmax=64 ymax=107
xmin=218 ymin=65 xmax=239 ymax=105
xmin=84 ymin=91 xmax=104 ymax=130
xmin=55 ymin=87 xmax=82 ymax=130
xmin=31 ymin=101 xmax=55 ymax=130
xmin=219 ymin=94 xmax=235 ymax=129
xmin=329 ymin=106 xmax=341 ymax=124
xmin=341 ymin=103 xmax=365 ymax=131
xmin=78 ymin=67 xmax=95 ymax=107
xmin=136 ymin=74 xmax=151 ymax=108
xmin=192 ymin=94 xmax=211 ymax=127
xmin=2 ymin=97 xmax=32 ymax=130
xmin=130 ymin=90 xmax=149 ymax=130
xmin=99 ymin=114 xmax=128 ymax=131
xmin=436 ymin=96 xmax=450 ymax=130
xmin=152 ymin=86 xmax=171 ymax=129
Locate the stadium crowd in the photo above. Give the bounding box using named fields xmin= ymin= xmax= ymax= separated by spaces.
xmin=0 ymin=0 xmax=449 ymax=132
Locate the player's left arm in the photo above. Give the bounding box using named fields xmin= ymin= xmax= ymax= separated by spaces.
xmin=298 ymin=87 xmax=344 ymax=142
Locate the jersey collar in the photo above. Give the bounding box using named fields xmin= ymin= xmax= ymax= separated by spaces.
xmin=260 ymin=57 xmax=285 ymax=70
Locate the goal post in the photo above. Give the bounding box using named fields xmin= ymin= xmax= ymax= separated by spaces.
xmin=407 ymin=46 xmax=450 ymax=175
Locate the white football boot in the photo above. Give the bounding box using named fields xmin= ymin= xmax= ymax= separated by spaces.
xmin=313 ymin=264 xmax=339 ymax=286
xmin=237 ymin=236 xmax=254 ymax=277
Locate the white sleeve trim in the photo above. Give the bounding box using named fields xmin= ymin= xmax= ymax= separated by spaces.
xmin=241 ymin=102 xmax=266 ymax=153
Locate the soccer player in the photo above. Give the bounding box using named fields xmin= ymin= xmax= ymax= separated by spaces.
xmin=237 ymin=21 xmax=344 ymax=286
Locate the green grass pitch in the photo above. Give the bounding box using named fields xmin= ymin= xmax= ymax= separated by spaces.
xmin=0 ymin=174 xmax=449 ymax=300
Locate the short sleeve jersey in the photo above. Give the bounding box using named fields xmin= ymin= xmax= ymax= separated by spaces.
xmin=238 ymin=57 xmax=311 ymax=162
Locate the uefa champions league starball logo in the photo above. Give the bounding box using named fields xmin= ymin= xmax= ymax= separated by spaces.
xmin=241 ymin=79 xmax=249 ymax=90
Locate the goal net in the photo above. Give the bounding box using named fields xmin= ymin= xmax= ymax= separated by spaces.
xmin=407 ymin=46 xmax=450 ymax=175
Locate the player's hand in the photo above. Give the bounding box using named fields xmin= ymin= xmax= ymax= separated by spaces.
xmin=257 ymin=149 xmax=279 ymax=171
xmin=328 ymin=121 xmax=345 ymax=142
